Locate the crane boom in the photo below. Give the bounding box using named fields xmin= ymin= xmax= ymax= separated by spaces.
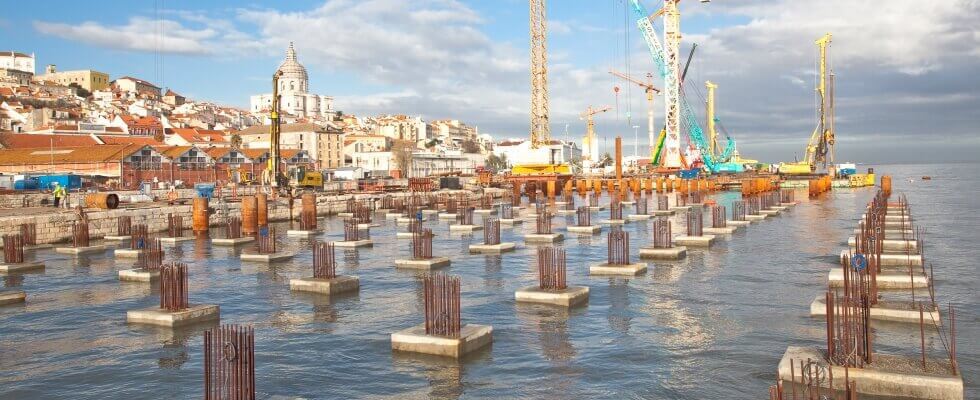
xmin=267 ymin=70 xmax=284 ymax=188
xmin=529 ymin=0 xmax=550 ymax=148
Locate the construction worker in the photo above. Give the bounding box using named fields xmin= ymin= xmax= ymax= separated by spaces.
xmin=52 ymin=183 xmax=66 ymax=208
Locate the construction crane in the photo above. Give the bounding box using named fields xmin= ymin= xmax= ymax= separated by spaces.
xmin=263 ymin=70 xmax=285 ymax=188
xmin=780 ymin=33 xmax=835 ymax=175
xmin=580 ymin=105 xmax=611 ymax=170
xmin=608 ymin=70 xmax=660 ymax=162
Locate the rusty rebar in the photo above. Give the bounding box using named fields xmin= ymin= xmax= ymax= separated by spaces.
xmin=512 ymin=184 xmax=522 ymax=206
xmin=537 ymin=246 xmax=566 ymax=290
xmin=781 ymin=189 xmax=795 ymax=203
xmin=481 ymin=193 xmax=493 ymax=209
xmin=159 ymin=262 xmax=189 ymax=311
xmin=576 ymin=206 xmax=591 ymax=227
xmin=535 ymin=211 xmax=553 ymax=234
xmin=299 ymin=192 xmax=318 ymax=230
xmin=312 ymin=241 xmax=336 ymax=279
xmin=688 ymin=190 xmax=703 ymax=205
xmin=407 ymin=218 xmax=422 ymax=233
xmin=589 ymin=193 xmax=599 ymax=208
xmin=746 ymin=196 xmax=760 ymax=215
xmin=675 ymin=192 xmax=687 ymax=207
xmin=423 ymin=274 xmax=461 ymax=338
xmin=167 ymin=214 xmax=184 ymax=238
xmin=635 ymin=196 xmax=648 ymax=215
xmin=72 ymin=221 xmax=90 ymax=247
xmin=484 ymin=218 xmax=500 ymax=245
xmin=657 ymin=194 xmax=669 ymax=211
xmin=2 ymin=234 xmax=24 ymax=264
xmin=381 ymin=195 xmax=394 ymax=210
xmin=354 ymin=203 xmax=372 ymax=223
xmin=501 ymin=204 xmax=514 ymax=219
xmin=256 ymin=227 xmax=277 ymax=254
xmin=732 ymin=201 xmax=746 ymax=221
xmin=412 ymin=228 xmax=434 ymax=260
xmin=204 ymin=324 xmax=255 ymax=400
xmin=128 ymin=224 xmax=147 ymax=249
xmin=608 ymin=227 xmax=630 ymax=265
xmin=117 ymin=216 xmax=132 ymax=236
xmin=686 ymin=209 xmax=703 ymax=237
xmin=136 ymin=238 xmax=164 ymax=270
xmin=609 ymin=200 xmax=623 ymax=220
xmin=456 ymin=207 xmax=475 ymax=226
xmin=225 ymin=217 xmax=242 ymax=239
xmin=711 ymin=205 xmax=727 ymax=228
xmin=652 ymin=217 xmax=672 ymax=248
xmin=19 ymin=223 xmax=36 ymax=246
xmin=346 ymin=198 xmax=356 ymax=213
xmin=343 ymin=219 xmax=361 ymax=242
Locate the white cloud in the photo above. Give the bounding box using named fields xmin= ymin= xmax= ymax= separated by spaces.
xmin=33 ymin=18 xmax=217 ymax=55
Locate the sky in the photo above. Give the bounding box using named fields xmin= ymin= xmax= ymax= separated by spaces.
xmin=5 ymin=0 xmax=980 ymax=163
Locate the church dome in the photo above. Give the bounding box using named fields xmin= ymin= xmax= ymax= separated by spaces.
xmin=277 ymin=42 xmax=309 ymax=93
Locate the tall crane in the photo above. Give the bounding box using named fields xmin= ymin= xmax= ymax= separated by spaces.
xmin=780 ymin=33 xmax=835 ymax=175
xmin=265 ymin=70 xmax=285 ymax=188
xmin=580 ymin=105 xmax=611 ymax=169
xmin=705 ymin=80 xmax=718 ymax=158
xmin=529 ymin=0 xmax=550 ymax=149
xmin=608 ymin=70 xmax=660 ymax=162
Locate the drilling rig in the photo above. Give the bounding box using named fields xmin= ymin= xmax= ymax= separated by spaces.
xmin=263 ymin=70 xmax=288 ymax=189
xmin=780 ymin=33 xmax=835 ymax=176
xmin=580 ymin=105 xmax=611 ymax=171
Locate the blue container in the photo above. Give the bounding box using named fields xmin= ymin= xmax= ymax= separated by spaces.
xmin=194 ymin=183 xmax=215 ymax=199
xmin=14 ymin=178 xmax=40 ymax=191
xmin=679 ymin=168 xmax=701 ymax=179
xmin=37 ymin=174 xmax=81 ymax=190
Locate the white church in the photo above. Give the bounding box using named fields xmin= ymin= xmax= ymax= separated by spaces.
xmin=250 ymin=43 xmax=337 ymax=120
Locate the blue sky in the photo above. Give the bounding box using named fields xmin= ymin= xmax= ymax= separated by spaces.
xmin=6 ymin=0 xmax=980 ymax=163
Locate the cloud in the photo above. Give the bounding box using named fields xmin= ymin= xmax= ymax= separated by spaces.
xmin=33 ymin=18 xmax=215 ymax=55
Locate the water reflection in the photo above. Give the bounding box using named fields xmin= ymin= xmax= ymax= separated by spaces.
xmin=607 ymin=279 xmax=632 ymax=334
xmin=3 ymin=275 xmax=24 ymax=288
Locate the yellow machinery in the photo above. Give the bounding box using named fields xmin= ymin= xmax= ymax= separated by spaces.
xmin=289 ymin=166 xmax=323 ymax=188
xmin=264 ymin=70 xmax=289 ymax=188
xmin=781 ymin=33 xmax=835 ymax=175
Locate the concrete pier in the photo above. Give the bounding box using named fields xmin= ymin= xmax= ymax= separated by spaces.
xmin=118 ymin=268 xmax=160 ymax=282
xmin=449 ymin=224 xmax=482 ymax=233
xmin=103 ymin=235 xmax=131 ymax=241
xmin=847 ymin=237 xmax=918 ymax=253
xmin=289 ymin=276 xmax=360 ymax=295
xmin=727 ymin=220 xmax=751 ymax=227
xmin=653 ymin=210 xmax=675 ymax=216
xmin=599 ymin=219 xmax=628 ymax=225
xmin=395 ymin=257 xmax=451 ymax=270
xmin=391 ymin=324 xmax=493 ymax=359
xmin=589 ymin=262 xmax=647 ymax=276
xmin=828 ymin=268 xmax=929 ymax=289
xmin=639 ymin=246 xmax=687 ymax=260
xmin=211 ymin=237 xmax=255 ymax=246
xmin=113 ymin=248 xmax=142 ymax=258
xmin=158 ymin=237 xmax=194 ymax=244
xmin=524 ymin=233 xmax=564 ymax=243
xmin=0 ymin=290 xmax=26 ymax=305
xmin=473 ymin=209 xmax=496 ymax=216
xmin=286 ymin=229 xmax=321 ymax=237
xmin=0 ymin=261 xmax=45 ymax=273
xmin=778 ymin=346 xmax=963 ymax=400
xmin=745 ymin=214 xmax=767 ymax=222
xmin=498 ymin=218 xmax=523 ymax=226
xmin=55 ymin=245 xmax=106 ymax=255
xmin=468 ymin=243 xmax=516 ymax=254
xmin=566 ymin=225 xmax=601 ymax=235
xmin=626 ymin=214 xmax=652 ymax=221
xmin=759 ymin=209 xmax=780 ymax=216
xmin=809 ymin=295 xmax=940 ymax=324
xmin=126 ymin=304 xmax=220 ymax=328
xmin=240 ymin=251 xmax=296 ymax=263
xmin=673 ymin=235 xmax=716 ymax=247
xmin=333 ymin=239 xmax=373 ymax=248
xmin=704 ymin=226 xmax=739 ymax=235
xmin=555 ymin=209 xmax=577 ymax=216
xmin=515 ymin=286 xmax=589 ymax=307
xmin=437 ymin=213 xmax=458 ymax=220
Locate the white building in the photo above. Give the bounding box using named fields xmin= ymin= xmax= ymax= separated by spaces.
xmin=493 ymin=139 xmax=581 ymax=167
xmin=250 ymin=43 xmax=337 ymax=120
xmin=410 ymin=150 xmax=483 ymax=178
xmin=0 ymin=51 xmax=35 ymax=74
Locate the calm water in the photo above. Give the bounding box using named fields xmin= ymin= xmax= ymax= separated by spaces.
xmin=0 ymin=163 xmax=976 ymax=399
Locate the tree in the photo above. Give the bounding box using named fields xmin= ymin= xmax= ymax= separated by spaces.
xmin=486 ymin=153 xmax=508 ymax=172
xmin=391 ymin=140 xmax=415 ymax=176
xmin=68 ymin=83 xmax=91 ymax=98
xmin=461 ymin=139 xmax=481 ymax=154
xmin=230 ymin=134 xmax=243 ymax=149
xmin=597 ymin=152 xmax=613 ymax=167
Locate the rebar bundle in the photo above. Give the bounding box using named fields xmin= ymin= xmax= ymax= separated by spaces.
xmin=354 ymin=203 xmax=372 ymax=223
xmin=2 ymin=234 xmax=24 ymax=264
xmin=72 ymin=221 xmax=90 ymax=247
xmin=501 ymin=204 xmax=514 ymax=219
xmin=535 ymin=212 xmax=553 ymax=234
xmin=609 ymin=200 xmax=623 ymax=220
xmin=204 ymin=325 xmax=255 ymax=400
xmin=381 ymin=195 xmax=394 ymax=210
xmin=747 ymin=196 xmax=760 ymax=215
xmin=446 ymin=197 xmax=459 ymax=214
xmin=484 ymin=218 xmax=500 ymax=245
xmin=656 ymin=194 xmax=668 ymax=211
xmin=343 ymin=219 xmax=361 ymax=241
xmin=607 ymin=228 xmax=630 ymax=265
xmin=412 ymin=228 xmax=434 ymax=260
xmin=299 ymin=207 xmax=317 ymax=231
xmin=136 ymin=238 xmax=164 ymax=270
xmin=423 ymin=274 xmax=461 ymax=338
xmin=117 ymin=216 xmax=132 ymax=236
xmin=512 ymin=185 xmax=522 ymax=206
xmin=652 ymin=217 xmax=672 ymax=248
xmin=781 ymin=189 xmax=795 ymax=204
xmin=536 ymin=246 xmax=567 ymax=291
xmin=686 ymin=209 xmax=703 ymax=237
xmin=346 ymin=198 xmax=356 ymax=213
xmin=481 ymin=193 xmax=492 ymax=209
xmin=159 ymin=262 xmax=189 ymax=311
xmin=675 ymin=192 xmax=687 ymax=207
xmin=407 ymin=218 xmax=422 ymax=233
xmin=689 ymin=191 xmax=703 ymax=204
xmin=256 ymin=228 xmax=276 ymax=254
xmin=226 ymin=217 xmax=242 ymax=239
xmin=19 ymin=223 xmax=36 ymax=246
xmin=589 ymin=193 xmax=599 ymax=207
xmin=732 ymin=201 xmax=746 ymax=221
xmin=456 ymin=207 xmax=474 ymax=225
xmin=635 ymin=196 xmax=648 ymax=215
xmin=167 ymin=214 xmax=184 ymax=238
xmin=711 ymin=205 xmax=727 ymax=228
xmin=312 ymin=241 xmax=336 ymax=279
xmin=130 ymin=224 xmax=148 ymax=249
xmin=769 ymin=359 xmax=858 ymax=400
xmin=564 ymin=193 xmax=575 ymax=210
xmin=576 ymin=206 xmax=591 ymax=227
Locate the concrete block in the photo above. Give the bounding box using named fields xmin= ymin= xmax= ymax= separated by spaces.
xmin=745 ymin=214 xmax=767 ymax=222
xmin=771 ymin=206 xmax=788 ymax=211
xmin=437 ymin=213 xmax=458 ymax=220
xmin=289 ymin=275 xmax=360 ymax=295
xmin=356 ymin=223 xmax=380 ymax=230
xmin=396 ymin=232 xmax=417 ymax=239
xmin=473 ymin=209 xmax=496 ymax=215
xmin=566 ymin=225 xmax=601 ymax=235
xmin=669 ymin=205 xmax=691 ymax=212
xmin=391 ymin=323 xmax=493 ymax=359
xmin=421 ymin=209 xmax=440 ymax=215
xmin=333 ymin=240 xmax=373 ymax=248
xmin=286 ymin=229 xmax=321 ymax=237
xmin=449 ymin=224 xmax=482 ymax=233
xmin=880 ymin=253 xmax=923 ymax=266
xmin=639 ymin=246 xmax=687 ymax=260
xmin=395 ymin=257 xmax=451 ymax=270
xmin=0 ymin=290 xmax=26 ymax=305
xmin=781 ymin=202 xmax=797 ymax=207
xmin=212 ymin=237 xmax=255 ymax=246
xmin=847 ymin=237 xmax=917 ymax=253
xmin=396 ymin=217 xmax=415 ymax=224
xmin=589 ymin=262 xmax=648 ymax=276
xmin=114 ymin=248 xmax=143 ymax=259
xmin=498 ymin=218 xmax=523 ymax=226
xmin=240 ymin=252 xmax=296 ymax=263
xmin=828 ymin=268 xmax=929 ymax=289
xmin=104 ymin=235 xmax=132 ymax=241
xmin=118 ymin=268 xmax=160 ymax=282
xmin=759 ymin=209 xmax=780 ymax=216
xmin=55 ymin=245 xmax=106 ymax=255
xmin=159 ymin=237 xmax=194 ymax=244
xmin=620 ymin=201 xmax=636 ymax=206
xmin=653 ymin=210 xmax=675 ymax=216
xmin=727 ymin=220 xmax=751 ymax=227
xmin=587 ymin=206 xmax=607 ymax=211
xmin=0 ymin=261 xmax=45 ymax=273
xmin=524 ymin=233 xmax=564 ymax=243
xmin=599 ymin=219 xmax=628 ymax=225
xmin=515 ymin=285 xmax=589 ymax=307
xmin=555 ymin=209 xmax=577 ymax=216
xmin=673 ymin=235 xmax=716 ymax=247
xmin=127 ymin=304 xmax=220 ymax=328
xmin=385 ymin=213 xmax=404 ymax=220
xmin=338 ymin=212 xmax=354 ymax=218
xmin=469 ymin=242 xmax=516 ymax=254
xmin=626 ymin=214 xmax=652 ymax=221
xmin=704 ymin=226 xmax=738 ymax=235
xmin=778 ymin=346 xmax=963 ymax=400
xmin=809 ymin=295 xmax=940 ymax=324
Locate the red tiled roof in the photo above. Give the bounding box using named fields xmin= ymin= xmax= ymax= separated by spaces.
xmin=3 ymin=134 xmax=99 ymax=148
xmin=97 ymin=135 xmax=164 ymax=146
xmin=169 ymin=128 xmax=228 ymax=143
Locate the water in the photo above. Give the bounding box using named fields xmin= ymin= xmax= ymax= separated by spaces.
xmin=0 ymin=163 xmax=976 ymax=399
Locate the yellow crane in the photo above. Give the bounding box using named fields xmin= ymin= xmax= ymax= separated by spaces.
xmin=264 ymin=70 xmax=286 ymax=188
xmin=780 ymin=33 xmax=835 ymax=175
xmin=580 ymin=105 xmax=611 ymax=169
xmin=608 ymin=70 xmax=660 ymax=161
